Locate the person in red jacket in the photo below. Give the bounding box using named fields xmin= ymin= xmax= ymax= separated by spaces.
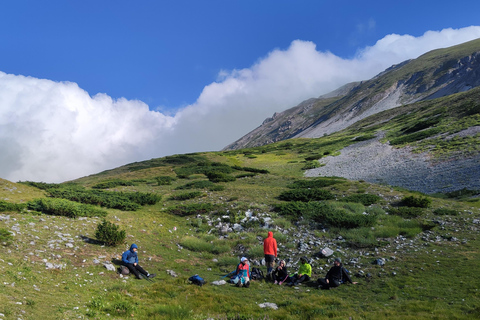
xmin=263 ymin=231 xmax=277 ymax=274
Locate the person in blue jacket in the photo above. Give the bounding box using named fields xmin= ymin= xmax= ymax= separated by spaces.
xmin=122 ymin=243 xmax=156 ymax=279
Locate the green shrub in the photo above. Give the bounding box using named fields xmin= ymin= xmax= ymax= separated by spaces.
xmin=278 ymin=188 xmax=335 ymax=202
xmin=353 ymin=134 xmax=376 ymax=141
xmin=0 ymin=200 xmax=25 ymax=212
xmin=275 ymin=201 xmax=377 ymax=228
xmin=168 ymin=191 xmax=204 ymax=201
xmin=91 ymin=179 xmax=136 ymax=189
xmin=95 ymin=220 xmax=126 ymax=247
xmin=166 ymin=203 xmax=214 ymax=217
xmin=343 ymin=194 xmax=382 ymax=206
xmin=0 ymin=228 xmax=14 ymax=246
xmin=27 ymin=198 xmax=107 ymax=218
xmin=287 ymin=177 xmax=345 ymax=189
xmin=205 ymin=171 xmax=236 ymax=183
xmin=388 ymin=206 xmax=425 ymax=218
xmin=47 ymin=188 xmax=161 ymax=211
xmin=301 ymin=161 xmax=321 ymax=170
xmin=304 ymin=154 xmax=324 ymax=161
xmin=401 ymin=195 xmax=432 ymax=208
xmin=231 ymin=165 xmax=269 ymax=174
xmin=175 ymin=180 xmax=223 ymax=191
xmin=445 ymin=188 xmax=480 ymax=198
xmin=155 ymin=176 xmax=177 ymax=185
xmin=389 ymin=127 xmax=442 ymax=145
xmin=433 ymin=208 xmax=459 ymax=216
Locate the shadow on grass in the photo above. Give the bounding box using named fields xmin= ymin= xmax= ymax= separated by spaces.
xmin=79 ymin=235 xmax=105 ymax=246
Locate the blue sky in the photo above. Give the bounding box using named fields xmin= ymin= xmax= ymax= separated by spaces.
xmin=2 ymin=0 xmax=479 ymax=110
xmin=1 ymin=1 xmax=480 ymax=182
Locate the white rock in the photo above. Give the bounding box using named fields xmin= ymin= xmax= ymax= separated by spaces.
xmin=259 ymin=303 xmax=278 ymax=310
xmin=211 ymin=280 xmax=227 ymax=286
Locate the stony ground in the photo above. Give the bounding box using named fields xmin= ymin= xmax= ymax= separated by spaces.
xmin=305 ymin=132 xmax=480 ymax=194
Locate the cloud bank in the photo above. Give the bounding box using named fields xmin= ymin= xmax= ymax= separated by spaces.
xmin=1 ymin=26 xmax=480 ymax=182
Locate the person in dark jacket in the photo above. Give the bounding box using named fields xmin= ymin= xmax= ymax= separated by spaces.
xmin=272 ymin=260 xmax=288 ymax=285
xmin=121 ymin=243 xmax=156 ymax=280
xmin=317 ymin=258 xmax=357 ymax=289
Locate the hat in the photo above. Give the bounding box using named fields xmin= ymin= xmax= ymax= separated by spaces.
xmin=334 ymin=257 xmax=341 ymax=263
xmin=241 ymin=257 xmax=248 ymax=262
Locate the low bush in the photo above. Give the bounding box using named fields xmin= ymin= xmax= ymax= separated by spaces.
xmin=275 ymin=201 xmax=377 ymax=228
xmin=0 ymin=228 xmax=14 ymax=246
xmin=389 ymin=127 xmax=442 ymax=145
xmin=0 ymin=200 xmax=25 ymax=212
xmin=95 ymin=220 xmax=126 ymax=247
xmin=175 ymin=180 xmax=224 ymax=191
xmin=27 ymin=198 xmax=107 ymax=218
xmin=235 ymin=173 xmax=257 ymax=178
xmin=91 ymin=179 xmax=136 ymax=189
xmin=445 ymin=188 xmax=480 ymax=198
xmin=278 ymin=188 xmax=335 ymax=202
xmin=231 ymin=165 xmax=269 ymax=174
xmin=47 ymin=188 xmax=161 ymax=211
xmin=166 ymin=203 xmax=214 ymax=216
xmin=401 ymin=195 xmax=432 ymax=208
xmin=205 ymin=171 xmax=236 ymax=183
xmin=301 ymin=161 xmax=321 ymax=170
xmin=287 ymin=177 xmax=345 ymax=189
xmin=388 ymin=206 xmax=425 ymax=218
xmin=343 ymin=194 xmax=382 ymax=206
xmin=168 ymin=191 xmax=204 ymax=201
xmin=155 ymin=176 xmax=177 ymax=185
xmin=433 ymin=208 xmax=459 ymax=216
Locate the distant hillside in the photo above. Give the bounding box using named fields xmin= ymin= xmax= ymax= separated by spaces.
xmin=224 ymin=38 xmax=480 ymax=150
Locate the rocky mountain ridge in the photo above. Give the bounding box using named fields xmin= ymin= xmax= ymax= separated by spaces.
xmin=224 ymin=38 xmax=480 ymax=150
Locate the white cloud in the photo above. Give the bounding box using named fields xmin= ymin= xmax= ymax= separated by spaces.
xmin=1 ymin=26 xmax=480 ymax=182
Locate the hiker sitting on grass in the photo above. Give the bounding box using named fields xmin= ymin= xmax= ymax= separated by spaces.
xmin=122 ymin=243 xmax=156 ymax=280
xmin=272 ymin=260 xmax=288 ymax=285
xmin=231 ymin=257 xmax=251 ymax=288
xmin=286 ymin=257 xmax=312 ymax=286
xmin=317 ymin=258 xmax=357 ymax=290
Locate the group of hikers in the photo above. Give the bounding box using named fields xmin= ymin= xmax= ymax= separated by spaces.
xmin=230 ymin=231 xmax=358 ymax=289
xmin=121 ymin=231 xmax=357 ymax=289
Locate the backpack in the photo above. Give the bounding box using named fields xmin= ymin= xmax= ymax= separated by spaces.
xmin=250 ymin=267 xmax=264 ymax=280
xmin=119 ymin=265 xmax=130 ymax=275
xmin=188 ymin=275 xmax=206 ymax=286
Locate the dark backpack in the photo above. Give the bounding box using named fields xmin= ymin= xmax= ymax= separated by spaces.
xmin=188 ymin=275 xmax=206 ymax=286
xmin=251 ymin=267 xmax=264 ymax=280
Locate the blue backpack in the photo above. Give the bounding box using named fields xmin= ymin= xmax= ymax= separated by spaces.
xmin=188 ymin=275 xmax=206 ymax=286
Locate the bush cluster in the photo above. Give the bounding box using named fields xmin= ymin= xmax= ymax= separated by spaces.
xmin=433 ymin=208 xmax=459 ymax=216
xmin=278 ymin=189 xmax=335 ymax=202
xmin=155 ymin=176 xmax=177 ymax=186
xmin=95 ymin=220 xmax=126 ymax=246
xmin=301 ymin=161 xmax=322 ymax=170
xmin=166 ymin=203 xmax=214 ymax=217
xmin=275 ymin=201 xmax=377 ymax=228
xmin=388 ymin=206 xmax=425 ymax=218
xmin=231 ymin=165 xmax=269 ymax=174
xmin=168 ymin=191 xmax=204 ymax=201
xmin=48 ymin=189 xmax=161 ymax=211
xmin=175 ymin=161 xmax=233 ymax=179
xmin=390 ymin=127 xmax=442 ymax=145
xmin=287 ymin=178 xmax=345 ymax=189
xmin=0 ymin=200 xmax=25 ymax=212
xmin=27 ymin=198 xmax=107 ymax=218
xmin=176 ymin=180 xmax=224 ymax=191
xmin=205 ymin=171 xmax=236 ymax=183
xmin=401 ymin=195 xmax=432 ymax=208
xmin=91 ymin=179 xmax=137 ymax=189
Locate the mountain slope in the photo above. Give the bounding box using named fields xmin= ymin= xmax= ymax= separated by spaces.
xmin=224 ymin=38 xmax=480 ymax=150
